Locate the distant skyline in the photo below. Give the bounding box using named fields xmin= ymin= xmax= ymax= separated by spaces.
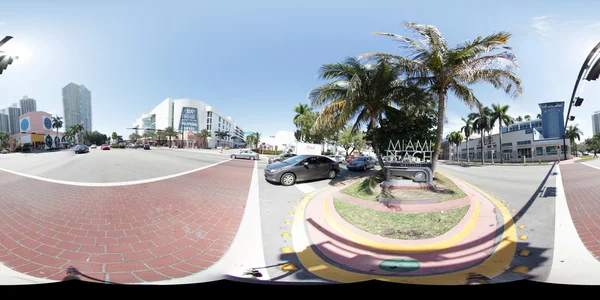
xmin=1 ymin=0 xmax=600 ymax=141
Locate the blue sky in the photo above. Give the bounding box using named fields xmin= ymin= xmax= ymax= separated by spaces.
xmin=2 ymin=0 xmax=600 ymax=141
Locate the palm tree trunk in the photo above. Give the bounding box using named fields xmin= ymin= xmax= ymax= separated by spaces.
xmin=481 ymin=132 xmax=485 ymax=164
xmin=457 ymin=143 xmax=460 ymax=162
xmin=466 ymin=138 xmax=470 ymax=162
xmin=499 ymin=123 xmax=504 ymax=164
xmin=431 ymin=93 xmax=446 ymax=173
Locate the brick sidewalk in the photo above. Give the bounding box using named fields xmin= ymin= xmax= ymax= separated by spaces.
xmin=0 ymin=160 xmax=254 ymax=283
xmin=559 ymin=163 xmax=600 ymax=260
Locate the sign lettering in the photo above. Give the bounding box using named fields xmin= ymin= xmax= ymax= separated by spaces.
xmin=385 ymin=139 xmax=433 ymax=163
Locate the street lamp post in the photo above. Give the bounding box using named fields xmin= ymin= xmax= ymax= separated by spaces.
xmin=564 ymin=40 xmax=600 ymax=160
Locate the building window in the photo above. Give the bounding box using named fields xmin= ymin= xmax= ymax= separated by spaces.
xmin=517 ymin=140 xmax=531 ymax=146
xmin=536 ymin=147 xmax=543 ymax=156
xmin=546 ymin=146 xmax=558 ymax=155
xmin=501 ymin=142 xmax=512 ymax=147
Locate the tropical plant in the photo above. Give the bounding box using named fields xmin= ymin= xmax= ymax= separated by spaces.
xmin=524 ymin=114 xmax=531 ymax=121
xmin=309 ymin=57 xmax=423 ymax=169
xmin=490 ymin=103 xmax=513 ymax=164
xmin=51 ymin=116 xmax=63 ymax=149
xmin=293 ymin=103 xmax=310 ymax=142
xmin=536 ymin=113 xmax=542 ymax=120
xmin=515 ymin=116 xmax=523 ymax=122
xmin=359 ymin=22 xmax=522 ymax=172
xmin=0 ymin=130 xmax=9 ymax=149
xmin=450 ymin=131 xmax=464 ymax=161
xmin=163 ymin=127 xmax=177 ymax=148
xmin=469 ymin=106 xmax=493 ymax=163
xmin=565 ymin=124 xmax=583 ymax=156
xmin=460 ymin=117 xmax=474 ymax=162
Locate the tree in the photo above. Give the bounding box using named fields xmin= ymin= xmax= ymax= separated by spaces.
xmin=490 ymin=103 xmax=513 ymax=164
xmin=460 ymin=117 xmax=474 ymax=162
xmin=515 ymin=116 xmax=523 ymax=122
xmin=0 ymin=130 xmax=8 ymax=149
xmin=163 ymin=127 xmax=176 ymax=148
xmin=524 ymin=114 xmax=531 ymax=121
xmin=536 ymin=113 xmax=542 ymax=120
xmin=469 ymin=106 xmax=493 ymax=163
xmin=293 ymin=103 xmax=310 ymax=142
xmin=450 ymin=131 xmax=463 ymax=161
xmin=51 ymin=116 xmax=63 ymax=149
xmin=359 ymin=22 xmax=522 ymax=172
xmin=365 ymin=106 xmax=437 ymax=161
xmin=565 ymin=124 xmax=583 ymax=156
xmin=309 ymin=57 xmax=422 ymax=169
xmin=338 ymin=124 xmax=367 ymax=156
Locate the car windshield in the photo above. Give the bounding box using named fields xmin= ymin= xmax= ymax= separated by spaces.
xmin=354 ymin=157 xmax=367 ymax=161
xmin=281 ymin=155 xmax=307 ymax=165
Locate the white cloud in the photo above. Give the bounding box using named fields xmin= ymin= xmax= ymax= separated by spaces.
xmin=530 ymin=16 xmax=552 ymax=37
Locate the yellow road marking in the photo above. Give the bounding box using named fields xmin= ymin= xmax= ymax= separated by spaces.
xmin=291 ymin=172 xmax=518 ymax=284
xmin=323 ymin=197 xmax=480 ymax=253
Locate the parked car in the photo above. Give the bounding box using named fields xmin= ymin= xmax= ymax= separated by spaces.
xmin=1 ymin=149 xmax=8 ymax=154
xmin=143 ymin=144 xmax=150 ymax=150
xmin=264 ymin=155 xmax=340 ymax=186
xmin=74 ymin=145 xmax=89 ymax=154
xmin=101 ymin=144 xmax=110 ymax=150
xmin=329 ymin=155 xmax=345 ymax=164
xmin=231 ymin=149 xmax=260 ymax=160
xmin=90 ymin=144 xmax=97 ymax=149
xmin=268 ymin=153 xmax=297 ymax=164
xmin=347 ymin=156 xmax=376 ymax=171
xmin=346 ymin=156 xmax=356 ymax=163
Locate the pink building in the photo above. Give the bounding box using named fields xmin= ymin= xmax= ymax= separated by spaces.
xmin=10 ymin=111 xmax=66 ymax=150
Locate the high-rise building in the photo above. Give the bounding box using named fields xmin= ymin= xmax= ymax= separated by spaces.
xmin=539 ymin=102 xmax=565 ymax=139
xmin=62 ymin=83 xmax=92 ymax=132
xmin=0 ymin=112 xmax=9 ymax=133
xmin=7 ymin=103 xmax=21 ymax=135
xmin=592 ymin=111 xmax=600 ymax=136
xmin=19 ymin=95 xmax=37 ymax=115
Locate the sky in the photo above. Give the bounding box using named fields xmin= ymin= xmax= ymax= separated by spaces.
xmin=2 ymin=0 xmax=600 ymax=142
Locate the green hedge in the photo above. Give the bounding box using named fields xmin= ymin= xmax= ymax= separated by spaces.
xmin=251 ymin=149 xmax=283 ymax=155
xmin=110 ymin=144 xmax=125 ymax=148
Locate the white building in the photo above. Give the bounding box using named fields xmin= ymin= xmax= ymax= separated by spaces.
xmin=451 ymin=101 xmax=571 ymax=162
xmin=592 ymin=111 xmax=600 ymax=136
xmin=258 ymin=130 xmax=296 ymax=151
xmin=132 ymin=97 xmax=245 ymax=149
xmin=62 ymin=83 xmax=92 ymax=132
xmin=19 ymin=95 xmax=37 ymax=115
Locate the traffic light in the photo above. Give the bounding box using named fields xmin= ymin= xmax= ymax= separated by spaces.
xmin=575 ymin=97 xmax=584 ymax=107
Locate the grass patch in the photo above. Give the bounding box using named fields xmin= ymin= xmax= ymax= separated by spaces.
xmin=576 ymin=155 xmax=597 ymax=162
xmin=339 ymin=172 xmax=466 ymax=203
xmin=333 ymin=198 xmax=469 ymax=240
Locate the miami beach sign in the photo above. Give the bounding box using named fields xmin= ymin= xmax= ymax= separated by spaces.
xmin=385 ymin=140 xmax=433 ymax=163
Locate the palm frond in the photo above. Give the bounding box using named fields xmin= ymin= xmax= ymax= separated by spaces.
xmin=460 ymin=68 xmax=522 ymax=99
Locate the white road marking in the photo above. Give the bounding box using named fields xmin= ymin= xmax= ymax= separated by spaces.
xmin=544 ymin=164 xmax=600 ymax=284
xmin=581 ymin=162 xmax=600 ymax=171
xmin=295 ymin=183 xmax=316 ymax=194
xmin=0 ymin=159 xmax=232 ymax=187
xmin=147 ymin=160 xmax=271 ymax=284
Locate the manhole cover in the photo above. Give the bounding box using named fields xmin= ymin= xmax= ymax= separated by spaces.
xmin=379 ymin=258 xmax=420 ymax=272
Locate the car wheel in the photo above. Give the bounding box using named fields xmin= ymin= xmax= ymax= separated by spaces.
xmin=231 ymin=154 xmax=236 ymax=159
xmin=281 ymin=173 xmax=296 ymax=186
xmin=250 ymin=156 xmax=255 ymax=160
xmin=327 ymin=169 xmax=336 ymax=179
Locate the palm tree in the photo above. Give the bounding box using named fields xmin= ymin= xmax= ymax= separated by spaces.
xmin=451 ymin=131 xmax=464 ymax=162
xmin=309 ymin=57 xmax=421 ymax=169
xmin=51 ymin=116 xmax=63 ymax=149
xmin=469 ymin=106 xmax=493 ymax=163
xmin=460 ymin=117 xmax=474 ymax=162
xmin=254 ymin=132 xmax=261 ymax=149
xmin=524 ymin=115 xmax=531 ymax=121
xmin=0 ymin=130 xmax=9 ymax=149
xmin=164 ymin=127 xmax=176 ymax=148
xmin=246 ymin=134 xmax=257 ymax=149
xmin=515 ymin=116 xmax=523 ymax=122
xmin=536 ymin=113 xmax=542 ymax=120
xmin=446 ymin=133 xmax=455 ymax=161
xmin=293 ymin=103 xmax=310 ymax=142
xmin=490 ymin=103 xmax=513 ymax=164
xmin=360 ymin=22 xmax=522 ymax=172
xmin=565 ymin=124 xmax=583 ymax=157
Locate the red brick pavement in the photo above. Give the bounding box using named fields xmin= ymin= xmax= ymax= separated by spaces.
xmin=560 ymin=162 xmax=600 ymax=260
xmin=0 ymin=159 xmax=254 ymax=283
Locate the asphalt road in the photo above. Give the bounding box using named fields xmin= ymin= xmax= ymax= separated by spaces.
xmin=437 ymin=161 xmax=557 ymax=283
xmin=0 ymin=148 xmax=233 ymax=182
xmin=256 ymin=160 xmax=379 ymax=283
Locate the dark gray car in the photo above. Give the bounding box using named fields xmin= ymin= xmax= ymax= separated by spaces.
xmin=264 ymin=155 xmax=340 ymax=186
xmin=346 ymin=156 xmax=376 ymax=171
xmin=268 ymin=153 xmax=296 ymax=164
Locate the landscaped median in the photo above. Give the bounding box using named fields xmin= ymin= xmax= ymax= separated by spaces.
xmin=290 ymin=171 xmax=518 ymax=284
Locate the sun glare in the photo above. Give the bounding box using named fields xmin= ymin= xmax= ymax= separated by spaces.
xmin=1 ymin=41 xmax=32 ymax=64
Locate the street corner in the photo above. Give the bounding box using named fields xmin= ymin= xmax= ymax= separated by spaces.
xmin=287 ymin=172 xmax=519 ymax=285
xmin=0 ymin=159 xmax=254 ymax=284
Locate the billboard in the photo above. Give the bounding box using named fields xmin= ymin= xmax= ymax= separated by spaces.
xmin=179 ymin=107 xmax=199 ymax=132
